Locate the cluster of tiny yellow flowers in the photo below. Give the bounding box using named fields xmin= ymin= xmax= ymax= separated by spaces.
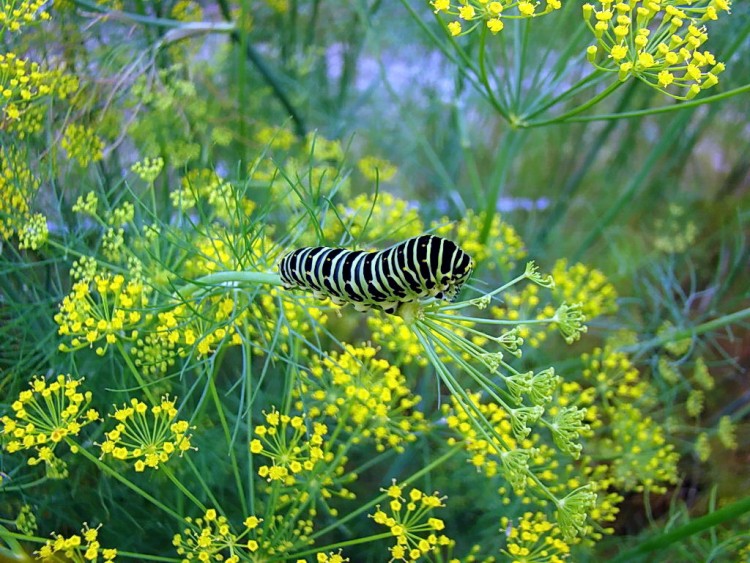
xmin=131 ymin=156 xmax=165 ymax=183
xmin=432 ymin=211 xmax=526 ymax=273
xmin=14 ymin=504 xmax=38 ymax=535
xmin=321 ymin=192 xmax=425 ymax=247
xmin=36 ymin=523 xmax=117 ymax=562
xmin=1 ymin=375 xmax=99 ymax=466
xmin=0 ymin=0 xmax=50 ymax=32
xmin=99 ymin=395 xmax=194 ymax=472
xmin=18 ymin=212 xmax=49 ymax=250
xmin=370 ymin=481 xmax=453 ymax=562
xmin=170 ymin=0 xmax=204 ymax=21
xmin=596 ymin=402 xmax=679 ymax=493
xmin=653 ymin=203 xmax=698 ymax=253
xmin=367 ymin=314 xmax=429 ymax=366
xmin=296 ymin=344 xmax=428 ymax=452
xmin=584 ymin=0 xmax=730 ymax=99
xmin=170 ymin=168 xmax=255 ymax=225
xmin=250 ymin=408 xmax=332 ymax=485
xmin=61 ymin=123 xmax=105 ymax=167
xmin=500 ymin=512 xmax=571 ymax=563
xmin=443 ymin=391 xmax=535 ymax=489
xmin=0 ymin=147 xmax=39 ymax=240
xmin=357 ymin=155 xmax=398 ymax=183
xmin=172 ymin=509 xmax=264 ymax=562
xmin=248 ymin=288 xmax=329 ymax=355
xmin=432 ymin=0 xmax=562 ymax=37
xmin=72 ymin=191 xmax=99 ymax=217
xmin=0 ymin=53 xmax=50 ymax=119
xmin=54 ymin=273 xmax=150 ymax=356
xmin=255 ymin=124 xmax=297 ymax=150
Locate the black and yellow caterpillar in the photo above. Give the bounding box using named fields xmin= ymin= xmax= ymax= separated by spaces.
xmin=278 ymin=235 xmax=474 ymax=314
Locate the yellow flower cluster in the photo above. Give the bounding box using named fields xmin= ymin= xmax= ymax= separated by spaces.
xmin=431 ymin=210 xmax=526 ymax=273
xmin=36 ymin=523 xmax=117 ymax=562
xmin=18 ymin=212 xmax=48 ymax=250
xmin=597 ymin=403 xmax=679 ymax=493
xmin=99 ymin=396 xmax=194 ymax=472
xmin=356 ymin=155 xmax=398 ymax=183
xmin=296 ymin=344 xmax=428 ymax=452
xmin=443 ymin=392 xmax=533 ymax=486
xmin=1 ymin=375 xmax=99 ymax=466
xmin=0 ymin=147 xmax=39 ymax=240
xmin=321 ymin=192 xmax=425 ymax=247
xmin=170 ymin=168 xmax=256 ymax=225
xmin=367 ymin=314 xmax=429 ymax=366
xmin=173 ymin=509 xmax=264 ymax=562
xmin=431 ymin=0 xmax=563 ymax=37
xmin=250 ymin=408 xmax=332 ymax=485
xmin=247 ymin=288 xmax=330 ymax=356
xmin=131 ymin=156 xmax=164 ymax=183
xmin=370 ymin=481 xmax=452 ymax=562
xmin=0 ymin=0 xmax=50 ymax=32
xmin=501 ymin=512 xmax=571 ymax=563
xmin=54 ymin=273 xmax=150 ymax=356
xmin=61 ymin=123 xmax=105 ymax=167
xmin=583 ymin=0 xmax=730 ymax=99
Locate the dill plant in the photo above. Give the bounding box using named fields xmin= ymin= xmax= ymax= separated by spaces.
xmin=1 ymin=0 xmax=749 ymax=562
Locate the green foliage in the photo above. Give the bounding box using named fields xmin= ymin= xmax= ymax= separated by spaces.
xmin=1 ymin=1 xmax=749 ymax=562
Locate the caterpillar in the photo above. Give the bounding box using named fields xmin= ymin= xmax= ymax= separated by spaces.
xmin=278 ymin=234 xmax=474 ymax=314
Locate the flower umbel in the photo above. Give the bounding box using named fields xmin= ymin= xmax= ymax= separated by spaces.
xmin=583 ymin=0 xmax=729 ymax=99
xmin=370 ymin=481 xmax=453 ymax=562
xmin=99 ymin=395 xmax=194 ymax=471
xmin=1 ymin=375 xmax=99 ymax=467
xmin=36 ymin=523 xmax=117 ymax=562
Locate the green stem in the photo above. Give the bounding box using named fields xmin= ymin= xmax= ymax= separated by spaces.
xmin=308 ymin=445 xmax=463 ymax=541
xmin=561 ymin=82 xmax=750 ymax=123
xmin=70 ymin=438 xmax=183 ymax=521
xmin=162 ymin=464 xmax=207 ymax=513
xmin=611 ymin=494 xmax=750 ymax=562
xmin=621 ymin=307 xmax=750 ymax=354
xmin=525 ymin=79 xmax=624 ymax=127
xmin=116 ymin=341 xmax=157 ymax=404
xmin=207 ymin=370 xmax=249 ymax=516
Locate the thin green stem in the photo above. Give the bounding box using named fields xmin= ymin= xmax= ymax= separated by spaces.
xmin=162 ymin=464 xmax=207 ymax=513
xmin=69 ymin=438 xmax=183 ymax=521
xmin=116 ymin=341 xmax=157 ymax=404
xmin=308 ymin=444 xmax=463 ymax=541
xmin=561 ymin=82 xmax=750 ymax=123
xmin=208 ymin=368 xmax=249 ymax=515
xmin=525 ymin=79 xmax=624 ymax=127
xmin=621 ymin=307 xmax=750 ymax=355
xmin=611 ymin=495 xmax=750 ymax=562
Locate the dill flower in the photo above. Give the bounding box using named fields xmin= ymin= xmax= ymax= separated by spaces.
xmin=0 ymin=147 xmax=39 ymax=240
xmin=170 ymin=168 xmax=255 ymax=225
xmin=15 ymin=504 xmax=38 ymax=535
xmin=18 ymin=212 xmax=48 ymax=250
xmin=0 ymin=0 xmax=50 ymax=32
xmin=370 ymin=481 xmax=453 ymax=562
xmin=717 ymin=415 xmax=737 ymax=450
xmin=72 ymin=191 xmax=99 ymax=217
xmin=61 ymin=123 xmax=105 ymax=167
xmin=173 ymin=509 xmax=252 ymax=563
xmin=131 ymin=156 xmax=164 ymax=183
xmin=431 ymin=210 xmax=526 ymax=274
xmin=54 ymin=273 xmax=150 ymax=356
xmin=1 ymin=375 xmax=100 ymax=467
xmin=357 ymin=155 xmax=398 ymax=182
xmin=296 ymin=344 xmax=428 ymax=452
xmin=36 ymin=523 xmax=117 ymax=562
xmin=433 ymin=0 xmax=562 ymax=37
xmin=255 ymin=124 xmax=296 ymax=150
xmin=695 ymin=431 xmax=711 ymax=462
xmin=501 ymin=512 xmax=571 ymax=562
xmin=99 ymin=395 xmax=194 ymax=472
xmin=321 ymin=192 xmax=425 ymax=246
xmin=583 ymin=0 xmax=728 ymax=99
